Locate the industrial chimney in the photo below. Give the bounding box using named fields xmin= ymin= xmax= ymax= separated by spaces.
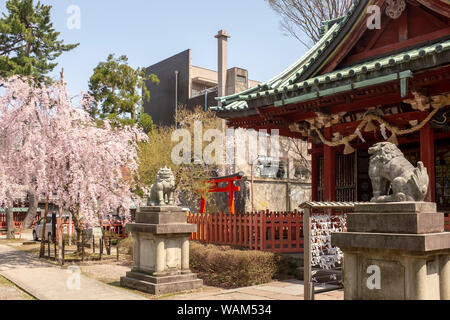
xmin=215 ymin=30 xmax=230 ymax=101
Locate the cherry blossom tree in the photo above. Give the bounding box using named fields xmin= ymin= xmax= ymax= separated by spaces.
xmin=0 ymin=76 xmax=145 ymax=254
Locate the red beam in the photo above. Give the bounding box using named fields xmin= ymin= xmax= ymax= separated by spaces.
xmin=331 ymin=111 xmax=429 ymax=136
xmin=435 ymin=131 xmax=450 ymax=140
xmin=210 ymin=186 xmax=240 ymax=193
xmin=344 ymin=27 xmax=450 ymax=65
xmin=398 ymin=6 xmax=408 ymax=42
xmin=311 ymin=149 xmax=318 ymax=201
xmin=323 ymin=128 xmax=336 ymax=201
xmin=416 ymin=0 xmax=450 ymax=18
xmin=210 ymin=176 xmax=242 ymax=184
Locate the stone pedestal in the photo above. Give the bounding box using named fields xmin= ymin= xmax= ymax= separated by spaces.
xmin=332 ymin=202 xmax=450 ymax=300
xmin=120 ymin=206 xmax=203 ymax=295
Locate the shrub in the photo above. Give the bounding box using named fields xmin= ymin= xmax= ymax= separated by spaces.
xmin=119 ymin=236 xmax=133 ymax=255
xmin=190 ymin=242 xmax=297 ymax=288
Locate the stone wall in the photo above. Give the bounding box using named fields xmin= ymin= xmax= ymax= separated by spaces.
xmin=211 ymin=177 xmax=311 ymax=213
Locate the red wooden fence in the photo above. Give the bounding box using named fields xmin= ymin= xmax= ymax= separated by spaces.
xmin=1 ymin=211 xmax=449 ymax=244
xmin=101 ymin=220 xmax=127 ymax=238
xmin=187 ymin=211 xmax=304 ymax=253
xmin=57 ymin=218 xmax=126 ymax=239
xmin=189 ymin=211 xmax=450 ymax=253
xmin=0 ymin=212 xmax=27 ymax=238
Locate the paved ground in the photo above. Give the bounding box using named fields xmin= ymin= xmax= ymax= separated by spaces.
xmin=0 ymin=244 xmax=147 ymax=300
xmin=0 ymin=229 xmax=33 ymax=241
xmin=162 ymin=279 xmax=343 ymax=300
xmin=0 ymin=275 xmax=34 ymax=300
xmin=0 ymin=242 xmax=343 ymax=300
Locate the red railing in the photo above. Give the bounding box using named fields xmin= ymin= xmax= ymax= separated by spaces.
xmin=187 ymin=211 xmax=304 ymax=253
xmin=188 ymin=211 xmax=450 ymax=253
xmin=0 ymin=212 xmax=26 ymax=238
xmin=101 ymin=220 xmax=127 ymax=238
xmin=57 ymin=219 xmax=126 ymax=239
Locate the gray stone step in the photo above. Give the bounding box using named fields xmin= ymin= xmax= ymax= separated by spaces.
xmin=120 ymin=275 xmax=203 ymax=295
xmin=126 ymin=271 xmax=198 ymax=284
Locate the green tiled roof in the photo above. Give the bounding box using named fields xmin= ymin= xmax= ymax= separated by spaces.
xmin=212 ymin=39 xmax=450 ymax=112
xmin=212 ymin=0 xmax=450 ymax=113
xmin=319 ymin=16 xmax=345 ymax=39
xmin=213 ymin=0 xmax=365 ymax=110
xmin=213 ymin=21 xmax=342 ymax=109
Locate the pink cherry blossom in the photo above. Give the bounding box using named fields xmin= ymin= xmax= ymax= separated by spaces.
xmin=0 ymin=76 xmax=147 ymax=228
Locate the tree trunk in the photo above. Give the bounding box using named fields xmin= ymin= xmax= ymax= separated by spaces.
xmin=97 ymin=215 xmax=108 ymax=256
xmin=23 ymin=190 xmax=39 ymax=229
xmin=6 ymin=197 xmax=15 ymax=240
xmin=58 ymin=208 xmax=63 ymax=264
xmin=71 ymin=210 xmax=83 ymax=252
xmin=68 ymin=212 xmax=72 ymax=246
xmin=39 ymin=196 xmax=49 ymax=258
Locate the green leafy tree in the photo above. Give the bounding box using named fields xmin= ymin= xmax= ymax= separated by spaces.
xmin=0 ymin=0 xmax=79 ymax=83
xmin=137 ymin=106 xmax=222 ymax=211
xmin=0 ymin=0 xmax=77 ymax=234
xmin=88 ymin=54 xmax=159 ymax=133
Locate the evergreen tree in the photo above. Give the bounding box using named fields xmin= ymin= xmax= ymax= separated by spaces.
xmin=0 ymin=0 xmax=79 ymax=83
xmin=88 ymin=54 xmax=159 ymax=133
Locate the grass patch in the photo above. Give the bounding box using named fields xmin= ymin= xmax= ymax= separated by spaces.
xmin=0 ymin=275 xmax=15 ymax=287
xmin=0 ymin=238 xmax=26 ymax=244
xmin=0 ymin=275 xmax=36 ymax=300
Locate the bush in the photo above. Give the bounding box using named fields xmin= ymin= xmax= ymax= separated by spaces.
xmin=190 ymin=242 xmax=297 ymax=288
xmin=119 ymin=236 xmax=133 ymax=255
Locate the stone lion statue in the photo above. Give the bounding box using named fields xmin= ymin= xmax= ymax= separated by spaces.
xmin=148 ymin=167 xmax=175 ymax=206
xmin=368 ymin=142 xmax=429 ymax=202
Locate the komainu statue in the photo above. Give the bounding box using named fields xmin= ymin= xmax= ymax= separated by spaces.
xmin=368 ymin=142 xmax=429 ymax=202
xmin=148 ymin=167 xmax=175 ymax=206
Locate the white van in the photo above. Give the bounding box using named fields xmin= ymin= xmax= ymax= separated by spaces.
xmin=33 ymin=215 xmax=58 ymax=241
xmin=33 ymin=214 xmax=102 ymax=242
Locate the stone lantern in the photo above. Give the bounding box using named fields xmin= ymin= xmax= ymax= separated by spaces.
xmin=120 ymin=168 xmax=202 ymax=295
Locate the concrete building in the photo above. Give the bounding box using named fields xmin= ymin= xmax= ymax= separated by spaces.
xmin=143 ymin=30 xmax=312 ymax=213
xmin=143 ymin=31 xmax=260 ymax=126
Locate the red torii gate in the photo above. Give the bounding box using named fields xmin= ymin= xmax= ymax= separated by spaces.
xmin=199 ymin=172 xmax=244 ymax=214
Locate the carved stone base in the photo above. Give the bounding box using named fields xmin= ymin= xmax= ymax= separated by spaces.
xmin=332 ymin=202 xmax=450 ymax=300
xmin=120 ymin=271 xmax=203 ymax=295
xmin=121 ymin=206 xmax=202 ymax=295
xmin=347 ymin=202 xmax=444 ymax=234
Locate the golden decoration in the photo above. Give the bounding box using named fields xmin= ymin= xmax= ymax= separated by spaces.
xmin=309 ymin=93 xmax=449 ymax=154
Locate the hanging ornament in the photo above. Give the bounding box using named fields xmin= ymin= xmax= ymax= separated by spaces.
xmin=343 ymin=139 xmax=355 ymax=155
xmin=380 ymin=123 xmax=388 ymax=140
xmin=385 ymin=0 xmax=406 ymax=19
xmin=388 ymin=132 xmax=399 ymax=145
xmin=364 ymin=120 xmax=376 ymax=132
xmin=355 ymin=128 xmax=365 ymax=143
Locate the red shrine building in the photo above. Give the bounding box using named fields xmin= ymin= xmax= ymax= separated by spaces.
xmin=212 ymin=0 xmax=450 ymax=214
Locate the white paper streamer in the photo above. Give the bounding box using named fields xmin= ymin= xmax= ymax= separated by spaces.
xmin=310 ymin=214 xmax=346 ymax=270
xmin=355 ymin=128 xmax=366 ymax=143
xmin=380 ymin=123 xmax=388 ymax=140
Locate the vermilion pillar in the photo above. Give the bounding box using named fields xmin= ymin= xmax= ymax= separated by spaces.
xmin=420 ymin=123 xmax=435 ymax=202
xmin=323 ymin=127 xmax=336 ymax=201
xmin=311 ymin=150 xmax=318 ymax=202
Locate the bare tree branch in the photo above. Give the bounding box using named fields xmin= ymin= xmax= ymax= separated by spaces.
xmin=267 ymin=0 xmax=353 ymax=48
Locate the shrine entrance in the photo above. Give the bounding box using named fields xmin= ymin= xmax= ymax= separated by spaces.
xmin=199 ymin=172 xmax=244 ymax=214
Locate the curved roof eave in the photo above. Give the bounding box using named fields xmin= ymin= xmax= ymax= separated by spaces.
xmin=216 ymin=0 xmax=373 ymax=106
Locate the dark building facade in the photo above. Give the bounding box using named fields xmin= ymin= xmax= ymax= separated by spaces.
xmin=144 ymin=50 xmax=191 ymax=126
xmin=143 ymin=45 xmax=259 ymax=127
